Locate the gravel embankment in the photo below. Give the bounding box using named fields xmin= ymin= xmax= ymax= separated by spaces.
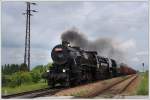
xmin=54 ymin=75 xmax=132 ymax=98
xmin=95 ymin=75 xmax=137 ymax=98
xmin=120 ymin=75 xmax=140 ymax=95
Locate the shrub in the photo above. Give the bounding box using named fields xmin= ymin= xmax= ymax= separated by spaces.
xmin=9 ymin=72 xmax=32 ymax=87
xmin=9 ymin=72 xmax=22 ymax=87
xmin=20 ymin=72 xmax=32 ymax=83
xmin=2 ymin=63 xmax=53 ymax=88
xmin=2 ymin=75 xmax=11 ymax=87
xmin=30 ymin=70 xmax=41 ymax=83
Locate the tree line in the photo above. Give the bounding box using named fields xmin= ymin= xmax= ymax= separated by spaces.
xmin=2 ymin=63 xmax=52 ymax=87
xmin=2 ymin=63 xmax=28 ymax=75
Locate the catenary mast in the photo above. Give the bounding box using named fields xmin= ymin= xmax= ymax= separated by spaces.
xmin=23 ymin=2 xmax=37 ymax=71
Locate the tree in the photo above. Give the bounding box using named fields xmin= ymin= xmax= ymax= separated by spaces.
xmin=10 ymin=64 xmax=16 ymax=73
xmin=20 ymin=63 xmax=28 ymax=71
xmin=2 ymin=64 xmax=21 ymax=75
xmin=15 ymin=64 xmax=19 ymax=72
xmin=32 ymin=65 xmax=43 ymax=73
xmin=3 ymin=64 xmax=10 ymax=75
xmin=2 ymin=65 xmax=4 ymax=73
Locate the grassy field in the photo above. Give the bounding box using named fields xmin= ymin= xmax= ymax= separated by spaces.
xmin=2 ymin=82 xmax=48 ymax=95
xmin=136 ymin=71 xmax=149 ymax=95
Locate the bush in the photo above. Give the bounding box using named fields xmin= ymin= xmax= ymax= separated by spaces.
xmin=30 ymin=64 xmax=52 ymax=82
xmin=20 ymin=72 xmax=32 ymax=83
xmin=2 ymin=63 xmax=53 ymax=88
xmin=9 ymin=72 xmax=22 ymax=87
xmin=2 ymin=75 xmax=11 ymax=87
xmin=9 ymin=72 xmax=32 ymax=87
xmin=30 ymin=70 xmax=41 ymax=83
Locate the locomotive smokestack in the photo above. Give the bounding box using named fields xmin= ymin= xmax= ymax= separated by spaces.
xmin=62 ymin=41 xmax=70 ymax=47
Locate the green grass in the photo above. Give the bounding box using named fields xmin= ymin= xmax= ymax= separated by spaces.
xmin=136 ymin=72 xmax=149 ymax=95
xmin=2 ymin=82 xmax=48 ymax=95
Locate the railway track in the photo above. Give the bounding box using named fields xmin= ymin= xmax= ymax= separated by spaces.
xmin=94 ymin=74 xmax=138 ymax=98
xmin=2 ymin=75 xmax=137 ymax=99
xmin=54 ymin=75 xmax=133 ymax=97
xmin=2 ymin=87 xmax=65 ymax=99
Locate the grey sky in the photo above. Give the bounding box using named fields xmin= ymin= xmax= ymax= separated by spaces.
xmin=1 ymin=1 xmax=148 ymax=71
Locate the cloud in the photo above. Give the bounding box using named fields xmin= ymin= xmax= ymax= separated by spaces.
xmin=1 ymin=47 xmax=51 ymax=68
xmin=1 ymin=1 xmax=148 ymax=70
xmin=2 ymin=2 xmax=148 ymax=48
xmin=136 ymin=51 xmax=149 ymax=56
xmin=81 ymin=2 xmax=148 ymax=39
xmin=131 ymin=57 xmax=140 ymax=62
xmin=117 ymin=39 xmax=136 ymax=52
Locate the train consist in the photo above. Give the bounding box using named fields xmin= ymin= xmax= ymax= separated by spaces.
xmin=43 ymin=41 xmax=136 ymax=87
xmin=118 ymin=63 xmax=136 ymax=75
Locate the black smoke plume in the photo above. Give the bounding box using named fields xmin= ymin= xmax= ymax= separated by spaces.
xmin=61 ymin=29 xmax=125 ymax=63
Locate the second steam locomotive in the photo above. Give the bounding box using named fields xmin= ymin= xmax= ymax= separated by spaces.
xmin=43 ymin=41 xmax=136 ymax=87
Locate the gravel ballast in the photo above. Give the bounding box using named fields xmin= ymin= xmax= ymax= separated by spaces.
xmin=54 ymin=75 xmax=132 ymax=98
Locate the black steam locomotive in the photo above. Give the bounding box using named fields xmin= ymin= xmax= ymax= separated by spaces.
xmin=43 ymin=41 xmax=120 ymax=87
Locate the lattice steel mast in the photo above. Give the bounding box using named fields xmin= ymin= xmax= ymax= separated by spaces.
xmin=23 ymin=2 xmax=37 ymax=71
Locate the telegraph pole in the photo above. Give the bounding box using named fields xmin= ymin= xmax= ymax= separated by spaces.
xmin=142 ymin=63 xmax=144 ymax=73
xmin=23 ymin=2 xmax=37 ymax=71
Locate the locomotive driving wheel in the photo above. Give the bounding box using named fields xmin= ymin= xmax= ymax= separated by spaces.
xmin=64 ymin=74 xmax=71 ymax=87
xmin=48 ymin=79 xmax=55 ymax=88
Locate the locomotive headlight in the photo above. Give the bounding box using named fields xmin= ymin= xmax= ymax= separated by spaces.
xmin=62 ymin=69 xmax=66 ymax=72
xmin=46 ymin=70 xmax=49 ymax=72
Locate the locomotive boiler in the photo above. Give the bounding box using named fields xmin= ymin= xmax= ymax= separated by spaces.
xmin=43 ymin=41 xmax=136 ymax=87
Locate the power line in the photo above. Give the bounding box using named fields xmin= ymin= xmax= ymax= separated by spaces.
xmin=23 ymin=2 xmax=37 ymax=71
